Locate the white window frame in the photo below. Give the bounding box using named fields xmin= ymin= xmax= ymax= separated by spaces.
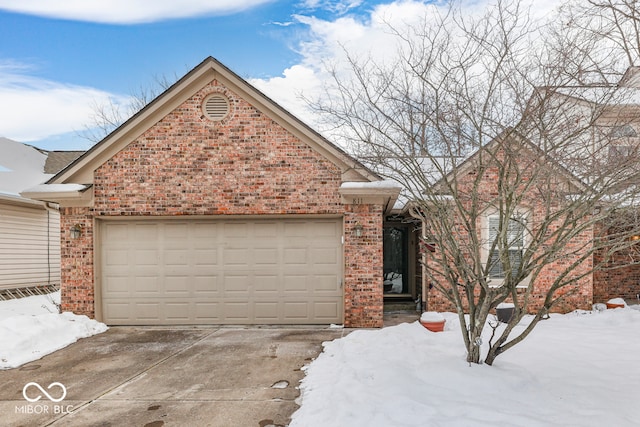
xmin=482 ymin=210 xmax=531 ymax=288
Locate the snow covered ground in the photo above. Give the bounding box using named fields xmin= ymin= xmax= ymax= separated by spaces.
xmin=0 ymin=292 xmax=107 ymax=370
xmin=1 ymin=292 xmax=638 ymax=426
xmin=291 ymin=306 xmax=640 ymax=427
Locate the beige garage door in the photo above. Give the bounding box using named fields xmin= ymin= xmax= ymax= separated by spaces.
xmin=99 ymin=218 xmax=343 ymax=325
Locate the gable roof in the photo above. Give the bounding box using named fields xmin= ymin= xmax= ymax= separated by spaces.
xmin=44 ymin=151 xmax=85 ymax=174
xmin=433 ymin=129 xmax=590 ymax=194
xmin=48 ymin=56 xmax=379 ymax=185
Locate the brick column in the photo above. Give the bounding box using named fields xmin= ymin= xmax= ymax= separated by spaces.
xmin=343 ymin=204 xmax=384 ymax=327
xmin=59 ymin=207 xmax=95 ymax=318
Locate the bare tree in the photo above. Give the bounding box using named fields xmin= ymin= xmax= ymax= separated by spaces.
xmin=311 ymin=0 xmax=640 ymax=365
xmin=80 ymin=73 xmax=178 ymax=142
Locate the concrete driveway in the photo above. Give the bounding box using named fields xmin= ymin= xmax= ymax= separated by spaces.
xmin=0 ymin=326 xmax=347 ymax=427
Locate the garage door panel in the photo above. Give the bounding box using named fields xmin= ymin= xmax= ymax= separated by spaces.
xmin=194 ymin=249 xmax=217 ymax=265
xmin=164 ymin=249 xmax=188 ymax=265
xmin=135 ymin=250 xmax=158 ymax=265
xmin=194 ymin=302 xmax=221 ymax=321
xmin=101 ymin=219 xmax=343 ymax=325
xmin=193 ymin=276 xmax=220 ymax=293
xmin=254 ymin=302 xmax=279 ymax=321
xmin=223 ymin=248 xmax=249 ymax=265
xmin=283 ymin=275 xmax=308 ymax=292
xmin=164 ymin=223 xmax=189 ymax=238
xmin=311 ymin=247 xmax=339 ymax=265
xmin=165 ymin=302 xmax=190 ymax=320
xmin=103 ymin=277 xmax=129 ymax=295
xmin=136 ymin=302 xmax=161 ymax=321
xmin=134 ymin=276 xmax=160 ymax=294
xmin=105 ymin=250 xmax=129 ymax=267
xmin=104 ymin=223 xmax=130 ymax=242
xmin=283 ymin=222 xmax=308 ymax=237
xmin=224 ymin=302 xmax=250 ymax=321
xmin=134 ymin=224 xmax=159 ymax=242
xmin=254 ymin=248 xmax=278 ymax=265
xmin=254 ymin=222 xmax=278 ymax=237
xmin=193 ymin=222 xmax=219 ymax=238
xmin=313 ymin=300 xmax=340 ymax=320
xmin=223 ymin=274 xmax=251 ymax=298
xmin=164 ymin=276 xmax=190 ymax=294
xmin=102 ymin=302 xmax=130 ymax=321
xmin=314 ymin=275 xmax=341 ymax=292
xmin=284 ymin=247 xmax=307 ymax=264
xmin=314 ymin=221 xmax=340 ymax=236
xmin=224 ymin=222 xmax=248 ymax=238
xmin=254 ymin=275 xmax=279 ymax=293
xmin=282 ymin=302 xmax=309 ymax=319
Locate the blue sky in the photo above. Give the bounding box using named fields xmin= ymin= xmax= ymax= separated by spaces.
xmin=0 ymin=0 xmax=557 ymax=151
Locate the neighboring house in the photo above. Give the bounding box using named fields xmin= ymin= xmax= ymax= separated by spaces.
xmin=23 ymin=57 xmax=400 ymax=327
xmin=0 ymin=137 xmax=83 ymax=293
xmin=386 ymin=68 xmax=640 ymax=313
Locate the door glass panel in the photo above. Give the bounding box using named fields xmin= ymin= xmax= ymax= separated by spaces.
xmin=383 ymin=226 xmax=408 ymax=294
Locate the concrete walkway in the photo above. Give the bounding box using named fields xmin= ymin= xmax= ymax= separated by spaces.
xmin=0 ymin=327 xmax=346 ymax=427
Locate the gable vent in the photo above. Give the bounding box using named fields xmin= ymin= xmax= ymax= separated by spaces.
xmin=202 ymin=94 xmax=230 ymax=121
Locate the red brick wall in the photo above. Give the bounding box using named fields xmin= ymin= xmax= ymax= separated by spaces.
xmin=593 ymin=237 xmax=640 ymax=303
xmin=59 ymin=207 xmax=94 ymax=317
xmin=59 ymin=79 xmax=384 ymax=327
xmin=425 ymin=146 xmax=594 ymax=314
xmin=93 ymin=81 xmax=343 ymax=216
xmin=344 ymin=204 xmax=384 ymax=327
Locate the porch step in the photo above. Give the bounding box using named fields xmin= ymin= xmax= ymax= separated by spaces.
xmin=384 ymin=301 xmax=419 ymax=312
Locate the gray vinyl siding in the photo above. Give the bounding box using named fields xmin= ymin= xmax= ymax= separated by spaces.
xmin=0 ymin=203 xmax=61 ymax=290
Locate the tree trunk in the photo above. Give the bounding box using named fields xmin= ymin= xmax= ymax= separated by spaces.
xmin=467 ymin=344 xmax=481 ymax=364
xmin=484 ymin=345 xmax=502 ymax=366
xmin=466 ymin=329 xmax=483 ymax=364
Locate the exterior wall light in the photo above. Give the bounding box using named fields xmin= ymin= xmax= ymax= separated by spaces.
xmin=631 ymin=235 xmax=640 ymax=241
xmin=70 ymin=224 xmax=83 ymax=240
xmin=353 ymin=222 xmax=364 ymax=238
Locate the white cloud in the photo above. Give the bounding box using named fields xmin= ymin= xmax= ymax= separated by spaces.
xmin=251 ymin=64 xmax=322 ymax=126
xmin=0 ymin=63 xmax=128 ymax=142
xmin=252 ymin=0 xmax=564 ymax=141
xmin=0 ymin=0 xmax=272 ymax=24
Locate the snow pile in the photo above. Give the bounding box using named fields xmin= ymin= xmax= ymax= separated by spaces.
xmin=420 ymin=311 xmax=445 ymax=322
xmin=291 ymin=309 xmax=640 ymax=427
xmin=0 ymin=292 xmax=108 ymax=369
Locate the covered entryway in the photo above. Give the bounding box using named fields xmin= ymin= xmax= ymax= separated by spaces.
xmin=98 ymin=218 xmax=343 ymax=325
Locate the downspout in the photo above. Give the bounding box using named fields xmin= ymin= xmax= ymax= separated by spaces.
xmin=43 ymin=202 xmax=59 ymax=287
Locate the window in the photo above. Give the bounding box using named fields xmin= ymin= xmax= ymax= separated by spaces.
xmin=487 ymin=215 xmax=525 ymax=281
xmin=609 ymin=124 xmax=637 ymax=139
xmin=609 ymin=144 xmax=634 ymax=161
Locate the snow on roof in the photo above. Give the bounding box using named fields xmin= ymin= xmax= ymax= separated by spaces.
xmin=554 ymin=86 xmax=640 ymax=105
xmin=340 ymin=180 xmax=402 ymax=190
xmin=0 ymin=137 xmax=51 ymax=195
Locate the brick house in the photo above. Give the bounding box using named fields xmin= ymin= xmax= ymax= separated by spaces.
xmin=385 ymin=69 xmax=640 ymax=314
xmin=23 ymin=57 xmax=400 ymax=328
xmin=416 ymin=135 xmax=595 ymax=314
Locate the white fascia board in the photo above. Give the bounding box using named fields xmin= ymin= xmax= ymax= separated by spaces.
xmin=20 ymin=184 xmax=90 ymax=203
xmin=0 ymin=191 xmax=47 ymax=208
